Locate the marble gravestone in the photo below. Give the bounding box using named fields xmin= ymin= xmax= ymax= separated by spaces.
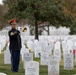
xmin=67 ymin=40 xmax=73 ymax=51
xmin=25 ymin=61 xmax=39 ymax=75
xmin=48 ymin=56 xmax=59 ymax=75
xmin=62 ymin=41 xmax=67 ymax=52
xmin=26 ymin=41 xmax=33 ymax=49
xmin=41 ymin=51 xmax=49 ymax=65
xmin=64 ymin=53 xmax=74 ymax=70
xmin=35 ymin=47 xmax=41 ymax=58
xmin=46 ymin=45 xmax=52 ymax=55
xmin=23 ymin=53 xmax=33 ymax=69
xmin=54 ymin=49 xmax=61 ymax=61
xmin=21 ymin=48 xmax=29 ymax=61
xmin=4 ymin=50 xmax=11 ymax=64
xmin=39 ymin=41 xmax=47 ymax=51
xmin=48 ymin=42 xmax=54 ymax=50
xmin=0 ymin=73 xmax=7 ymax=75
xmin=54 ymin=41 xmax=60 ymax=50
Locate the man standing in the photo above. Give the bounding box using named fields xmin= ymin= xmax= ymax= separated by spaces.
xmin=8 ymin=19 xmax=22 ymax=72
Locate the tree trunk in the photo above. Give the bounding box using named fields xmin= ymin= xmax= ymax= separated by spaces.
xmin=48 ymin=25 xmax=50 ymax=35
xmin=35 ymin=19 xmax=39 ymax=40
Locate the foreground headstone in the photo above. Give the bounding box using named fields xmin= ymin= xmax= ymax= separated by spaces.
xmin=48 ymin=56 xmax=59 ymax=75
xmin=23 ymin=53 xmax=33 ymax=69
xmin=41 ymin=51 xmax=49 ymax=65
xmin=64 ymin=53 xmax=74 ymax=70
xmin=4 ymin=50 xmax=11 ymax=64
xmin=25 ymin=61 xmax=39 ymax=75
xmin=21 ymin=48 xmax=29 ymax=61
xmin=0 ymin=73 xmax=7 ymax=75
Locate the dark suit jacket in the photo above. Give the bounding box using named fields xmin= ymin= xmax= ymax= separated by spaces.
xmin=8 ymin=28 xmax=22 ymax=50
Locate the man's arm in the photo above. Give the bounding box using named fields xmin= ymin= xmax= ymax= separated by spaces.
xmin=9 ymin=30 xmax=20 ymax=38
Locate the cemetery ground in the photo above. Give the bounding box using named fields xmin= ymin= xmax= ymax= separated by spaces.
xmin=0 ymin=47 xmax=76 ymax=75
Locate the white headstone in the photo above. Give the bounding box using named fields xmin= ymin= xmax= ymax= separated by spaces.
xmin=46 ymin=45 xmax=52 ymax=54
xmin=54 ymin=49 xmax=61 ymax=61
xmin=62 ymin=41 xmax=67 ymax=51
xmin=67 ymin=40 xmax=73 ymax=50
xmin=41 ymin=51 xmax=49 ymax=65
xmin=48 ymin=42 xmax=54 ymax=50
xmin=35 ymin=47 xmax=41 ymax=58
xmin=64 ymin=53 xmax=74 ymax=70
xmin=48 ymin=56 xmax=59 ymax=75
xmin=4 ymin=50 xmax=11 ymax=64
xmin=39 ymin=41 xmax=47 ymax=51
xmin=0 ymin=73 xmax=7 ymax=75
xmin=25 ymin=61 xmax=39 ymax=75
xmin=23 ymin=53 xmax=33 ymax=69
xmin=21 ymin=48 xmax=29 ymax=61
xmin=54 ymin=41 xmax=60 ymax=50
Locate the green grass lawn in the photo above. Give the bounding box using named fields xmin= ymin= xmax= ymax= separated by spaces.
xmin=0 ymin=49 xmax=76 ymax=75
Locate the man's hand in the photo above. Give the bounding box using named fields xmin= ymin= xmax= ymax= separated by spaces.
xmin=14 ymin=31 xmax=18 ymax=34
xmin=10 ymin=32 xmax=14 ymax=36
xmin=14 ymin=31 xmax=20 ymax=35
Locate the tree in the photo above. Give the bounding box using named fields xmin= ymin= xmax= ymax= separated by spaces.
xmin=3 ymin=0 xmax=73 ymax=39
xmin=69 ymin=21 xmax=76 ymax=35
xmin=0 ymin=5 xmax=8 ymax=29
xmin=62 ymin=0 xmax=76 ymax=19
xmin=62 ymin=0 xmax=76 ymax=34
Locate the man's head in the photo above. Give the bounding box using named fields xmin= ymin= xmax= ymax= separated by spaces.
xmin=9 ymin=19 xmax=17 ymax=29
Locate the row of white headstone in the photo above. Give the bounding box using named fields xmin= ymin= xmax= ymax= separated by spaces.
xmin=4 ymin=46 xmax=74 ymax=75
xmin=3 ymin=35 xmax=76 ymax=75
xmin=24 ymin=55 xmax=59 ymax=75
xmin=22 ymin=36 xmax=76 ymax=75
xmin=19 ymin=52 xmax=74 ymax=75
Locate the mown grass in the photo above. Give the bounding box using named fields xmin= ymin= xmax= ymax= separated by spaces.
xmin=0 ymin=48 xmax=76 ymax=75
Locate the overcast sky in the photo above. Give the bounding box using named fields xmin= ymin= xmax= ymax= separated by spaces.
xmin=0 ymin=0 xmax=3 ymax=5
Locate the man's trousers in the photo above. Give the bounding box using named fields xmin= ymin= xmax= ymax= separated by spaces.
xmin=11 ymin=50 xmax=20 ymax=72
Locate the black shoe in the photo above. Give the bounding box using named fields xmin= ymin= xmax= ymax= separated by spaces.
xmin=13 ymin=71 xmax=18 ymax=73
xmin=11 ymin=68 xmax=18 ymax=73
xmin=12 ymin=70 xmax=18 ymax=73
